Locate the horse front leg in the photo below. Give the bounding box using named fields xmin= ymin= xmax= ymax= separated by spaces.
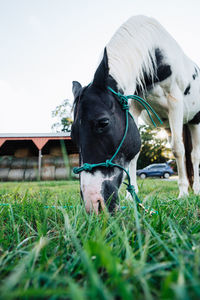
xmin=167 ymin=92 xmax=189 ymax=198
xmin=126 ymin=103 xmax=141 ymax=198
xmin=128 ymin=152 xmax=140 ymax=194
xmin=189 ymin=124 xmax=200 ymax=194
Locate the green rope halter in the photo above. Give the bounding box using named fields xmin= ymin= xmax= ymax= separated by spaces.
xmin=73 ymin=86 xmax=162 ymax=215
xmin=107 ymin=87 xmax=163 ymax=127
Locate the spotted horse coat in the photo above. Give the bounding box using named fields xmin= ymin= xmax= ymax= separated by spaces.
xmin=72 ymin=15 xmax=200 ymax=213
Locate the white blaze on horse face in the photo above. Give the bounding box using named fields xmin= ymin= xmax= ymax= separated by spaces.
xmin=80 ymin=171 xmax=105 ymax=214
xmin=80 ymin=170 xmax=116 ymax=214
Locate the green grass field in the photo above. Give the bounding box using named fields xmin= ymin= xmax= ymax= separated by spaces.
xmin=0 ymin=179 xmax=200 ymax=300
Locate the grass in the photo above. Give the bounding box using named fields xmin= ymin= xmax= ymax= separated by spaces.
xmin=0 ymin=178 xmax=200 ymax=299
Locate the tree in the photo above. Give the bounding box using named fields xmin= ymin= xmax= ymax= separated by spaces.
xmin=137 ymin=125 xmax=170 ymax=169
xmin=51 ymin=99 xmax=73 ymax=133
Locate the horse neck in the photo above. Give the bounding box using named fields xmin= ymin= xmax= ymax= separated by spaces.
xmin=106 ymin=16 xmax=172 ymax=94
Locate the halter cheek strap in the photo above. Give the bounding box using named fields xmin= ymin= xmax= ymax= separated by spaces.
xmin=73 ymin=86 xmax=162 ymax=215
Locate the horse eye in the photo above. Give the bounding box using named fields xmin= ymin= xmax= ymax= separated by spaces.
xmin=95 ymin=118 xmax=109 ymax=133
xmin=97 ymin=119 xmax=109 ymax=128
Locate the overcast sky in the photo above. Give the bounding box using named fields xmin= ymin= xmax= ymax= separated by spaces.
xmin=1 ymin=0 xmax=200 ymax=133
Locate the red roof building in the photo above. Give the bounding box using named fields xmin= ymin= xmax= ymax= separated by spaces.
xmin=0 ymin=133 xmax=78 ymax=181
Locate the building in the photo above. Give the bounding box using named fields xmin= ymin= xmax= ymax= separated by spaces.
xmin=0 ymin=133 xmax=78 ymax=181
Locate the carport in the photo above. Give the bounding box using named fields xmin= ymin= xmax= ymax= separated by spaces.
xmin=0 ymin=133 xmax=78 ymax=181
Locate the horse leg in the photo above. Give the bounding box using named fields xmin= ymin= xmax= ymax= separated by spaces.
xmin=167 ymin=90 xmax=189 ymax=197
xmin=189 ymin=124 xmax=200 ymax=194
xmin=126 ymin=103 xmax=141 ymax=198
xmin=128 ymin=152 xmax=140 ymax=195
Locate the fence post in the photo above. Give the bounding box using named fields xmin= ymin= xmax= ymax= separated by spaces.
xmin=38 ymin=149 xmax=42 ymax=180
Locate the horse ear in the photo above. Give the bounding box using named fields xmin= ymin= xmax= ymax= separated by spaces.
xmin=72 ymin=81 xmax=82 ymax=98
xmin=92 ymin=48 xmax=109 ymax=90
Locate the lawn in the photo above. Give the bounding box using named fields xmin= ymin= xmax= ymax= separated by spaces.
xmin=0 ymin=179 xmax=200 ymax=300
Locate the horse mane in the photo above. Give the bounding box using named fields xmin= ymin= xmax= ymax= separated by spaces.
xmin=106 ymin=15 xmax=174 ymax=94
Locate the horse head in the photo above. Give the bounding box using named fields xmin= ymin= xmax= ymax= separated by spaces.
xmin=71 ymin=48 xmax=141 ymax=214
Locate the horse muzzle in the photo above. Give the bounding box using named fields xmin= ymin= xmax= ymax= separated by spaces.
xmin=80 ymin=171 xmax=118 ymax=214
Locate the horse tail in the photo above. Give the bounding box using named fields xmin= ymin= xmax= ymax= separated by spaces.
xmin=183 ymin=124 xmax=193 ymax=187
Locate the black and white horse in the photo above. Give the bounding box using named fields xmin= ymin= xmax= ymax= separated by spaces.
xmin=71 ymin=15 xmax=200 ymax=214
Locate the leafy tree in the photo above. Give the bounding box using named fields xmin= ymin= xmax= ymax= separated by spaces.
xmin=51 ymin=99 xmax=73 ymax=133
xmin=137 ymin=125 xmax=170 ymax=169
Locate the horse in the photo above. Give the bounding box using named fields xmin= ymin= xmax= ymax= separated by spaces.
xmin=71 ymin=15 xmax=200 ymax=214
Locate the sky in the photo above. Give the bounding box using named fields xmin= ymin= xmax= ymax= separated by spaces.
xmin=0 ymin=0 xmax=200 ymax=133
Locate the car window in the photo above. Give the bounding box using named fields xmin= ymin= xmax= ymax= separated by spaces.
xmin=146 ymin=166 xmax=153 ymax=169
xmin=144 ymin=164 xmax=168 ymax=169
xmin=150 ymin=165 xmax=159 ymax=169
xmin=148 ymin=164 xmax=167 ymax=169
xmin=145 ymin=165 xmax=156 ymax=169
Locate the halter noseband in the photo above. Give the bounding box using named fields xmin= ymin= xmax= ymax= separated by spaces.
xmin=73 ymin=86 xmax=162 ymax=215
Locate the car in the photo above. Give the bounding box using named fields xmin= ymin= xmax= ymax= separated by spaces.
xmin=136 ymin=163 xmax=174 ymax=179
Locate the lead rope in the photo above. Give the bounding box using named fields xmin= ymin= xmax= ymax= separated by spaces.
xmin=73 ymin=86 xmax=162 ymax=215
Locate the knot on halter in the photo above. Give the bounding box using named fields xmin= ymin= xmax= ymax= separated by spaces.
xmin=73 ymin=167 xmax=80 ymax=174
xmin=82 ymin=163 xmax=93 ymax=171
xmin=126 ymin=184 xmax=137 ymax=199
xmin=124 ymin=182 xmax=142 ymax=204
xmin=105 ymin=160 xmax=113 ymax=168
xmin=126 ymin=184 xmax=135 ymax=194
xmin=73 ymin=163 xmax=93 ymax=174
xmin=118 ymin=95 xmax=129 ymax=111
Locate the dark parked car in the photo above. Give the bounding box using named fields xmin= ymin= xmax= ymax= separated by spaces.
xmin=137 ymin=163 xmax=174 ymax=179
